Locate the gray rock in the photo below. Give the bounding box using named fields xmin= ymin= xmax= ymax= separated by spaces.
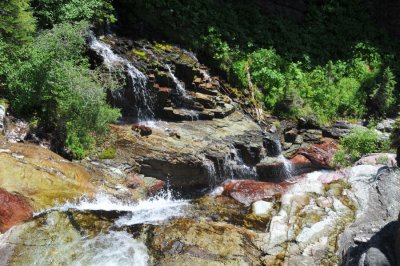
xmin=365 ymin=247 xmax=391 ymax=266
xmin=322 ymin=126 xmax=350 ymax=139
xmin=377 ymin=119 xmax=395 ymax=133
xmin=338 ymin=169 xmax=400 ymax=266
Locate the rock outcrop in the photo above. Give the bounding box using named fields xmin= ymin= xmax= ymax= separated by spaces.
xmin=0 ymin=141 xmax=95 ymax=211
xmin=111 ymin=111 xmax=264 ymax=190
xmin=0 ymin=188 xmax=33 ymax=233
xmin=151 ymin=218 xmax=263 ymax=265
xmin=338 ymin=168 xmax=400 ymax=266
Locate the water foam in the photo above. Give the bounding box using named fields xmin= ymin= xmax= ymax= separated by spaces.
xmin=71 ymin=231 xmax=148 ymax=266
xmin=45 ymin=190 xmax=190 ymax=226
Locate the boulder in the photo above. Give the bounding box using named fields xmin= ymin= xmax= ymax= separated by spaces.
xmin=355 ymin=153 xmax=397 ymax=166
xmin=222 ymin=180 xmax=290 ymax=206
xmin=132 ymin=124 xmax=152 ymax=136
xmin=296 ymin=138 xmax=337 ymax=169
xmin=256 ymin=157 xmax=288 ymax=182
xmin=0 ymin=188 xmax=33 ymax=232
xmin=151 ymin=218 xmax=263 ymax=265
xmin=338 ymin=168 xmax=400 ymax=266
xmin=322 ymin=126 xmax=350 ymax=139
xmin=301 ymin=129 xmax=323 ymax=143
xmin=290 ymin=154 xmax=317 ymax=175
xmin=377 ymin=119 xmax=395 ymax=133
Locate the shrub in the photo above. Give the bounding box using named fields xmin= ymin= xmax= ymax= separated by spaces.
xmin=333 ymin=127 xmax=389 ymax=166
xmin=5 ymin=22 xmax=120 ymax=159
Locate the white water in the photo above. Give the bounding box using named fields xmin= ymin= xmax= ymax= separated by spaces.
xmin=202 ymin=146 xmax=257 ymax=188
xmin=45 ymin=190 xmax=190 ymax=226
xmin=224 ymin=147 xmax=257 ymax=180
xmin=89 ymin=34 xmax=154 ymax=121
xmin=166 ymin=65 xmax=187 ymax=96
xmin=278 ymin=154 xmax=293 ymax=179
xmin=199 ymin=68 xmax=211 ymax=80
xmin=71 ymin=231 xmax=149 ymax=266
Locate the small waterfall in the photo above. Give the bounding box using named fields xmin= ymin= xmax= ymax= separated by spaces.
xmin=224 ymin=146 xmax=257 ymax=180
xmin=199 ymin=68 xmax=211 ymax=80
xmin=89 ymin=34 xmax=154 ymax=121
xmin=166 ymin=65 xmax=187 ymax=96
xmin=273 ymin=138 xmax=293 ymax=179
xmin=202 ymin=146 xmax=257 ymax=188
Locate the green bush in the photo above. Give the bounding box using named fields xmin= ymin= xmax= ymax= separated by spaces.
xmin=5 ymin=22 xmax=120 ymax=159
xmin=333 ymin=128 xmax=389 ymax=166
xmin=32 ymin=0 xmax=116 ymax=28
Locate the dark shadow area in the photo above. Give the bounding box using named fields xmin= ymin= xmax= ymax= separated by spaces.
xmin=341 ymin=220 xmax=399 ymax=266
xmin=112 ymin=0 xmax=400 ymax=67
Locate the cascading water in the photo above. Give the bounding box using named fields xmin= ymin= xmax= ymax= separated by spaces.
xmin=66 ymin=231 xmax=149 ymax=266
xmin=166 ymin=65 xmax=187 ymax=96
xmin=46 ymin=189 xmax=190 ymax=226
xmin=89 ymin=34 xmax=154 ymax=121
xmin=274 ymin=138 xmax=293 ymax=179
xmin=202 ymin=146 xmax=257 ymax=188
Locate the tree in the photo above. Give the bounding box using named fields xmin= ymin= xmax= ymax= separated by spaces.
xmin=0 ymin=0 xmax=35 ymax=44
xmin=32 ymin=0 xmax=116 ymax=28
xmin=6 ymin=22 xmax=120 ymax=158
xmin=369 ymin=67 xmax=396 ymax=117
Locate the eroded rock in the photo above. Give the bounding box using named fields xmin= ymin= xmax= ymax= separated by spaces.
xmin=0 ymin=188 xmax=33 ymax=233
xmin=151 ymin=218 xmax=263 ymax=265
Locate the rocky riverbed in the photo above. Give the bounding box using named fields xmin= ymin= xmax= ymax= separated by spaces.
xmin=0 ymin=36 xmax=400 ymax=266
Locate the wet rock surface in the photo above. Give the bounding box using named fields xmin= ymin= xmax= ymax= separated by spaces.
xmin=2 ymin=36 xmax=400 ymax=266
xmin=0 ymin=188 xmax=33 ymax=233
xmin=150 ymin=218 xmax=263 ymax=265
xmin=111 ymin=111 xmax=263 ymax=190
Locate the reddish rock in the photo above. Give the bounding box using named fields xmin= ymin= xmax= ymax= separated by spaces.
xmin=222 ymin=180 xmax=291 ymax=206
xmin=147 ymin=180 xmax=166 ymax=196
xmin=0 ymin=188 xmax=33 ymax=232
xmin=132 ymin=124 xmax=152 ymax=137
xmin=290 ymin=154 xmax=318 ymax=175
xmin=296 ymin=138 xmax=337 ymax=169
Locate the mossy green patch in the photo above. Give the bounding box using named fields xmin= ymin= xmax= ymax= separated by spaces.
xmin=99 ymin=147 xmax=117 ymax=159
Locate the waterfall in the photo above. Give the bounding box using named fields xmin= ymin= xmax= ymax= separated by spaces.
xmin=166 ymin=65 xmax=187 ymax=96
xmin=274 ymin=138 xmax=293 ymax=179
xmin=89 ymin=34 xmax=154 ymax=121
xmin=202 ymin=146 xmax=257 ymax=188
xmin=224 ymin=146 xmax=257 ymax=180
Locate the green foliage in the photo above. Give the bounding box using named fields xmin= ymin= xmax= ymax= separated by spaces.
xmin=5 ymin=22 xmax=120 ymax=158
xmin=0 ymin=0 xmax=35 ymax=44
xmin=32 ymin=0 xmax=116 ymax=28
xmin=117 ymin=0 xmax=400 ymax=123
xmin=333 ymin=128 xmax=389 ymax=166
xmin=369 ymin=67 xmax=396 ymax=116
xmin=99 ymin=147 xmax=117 ymax=159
